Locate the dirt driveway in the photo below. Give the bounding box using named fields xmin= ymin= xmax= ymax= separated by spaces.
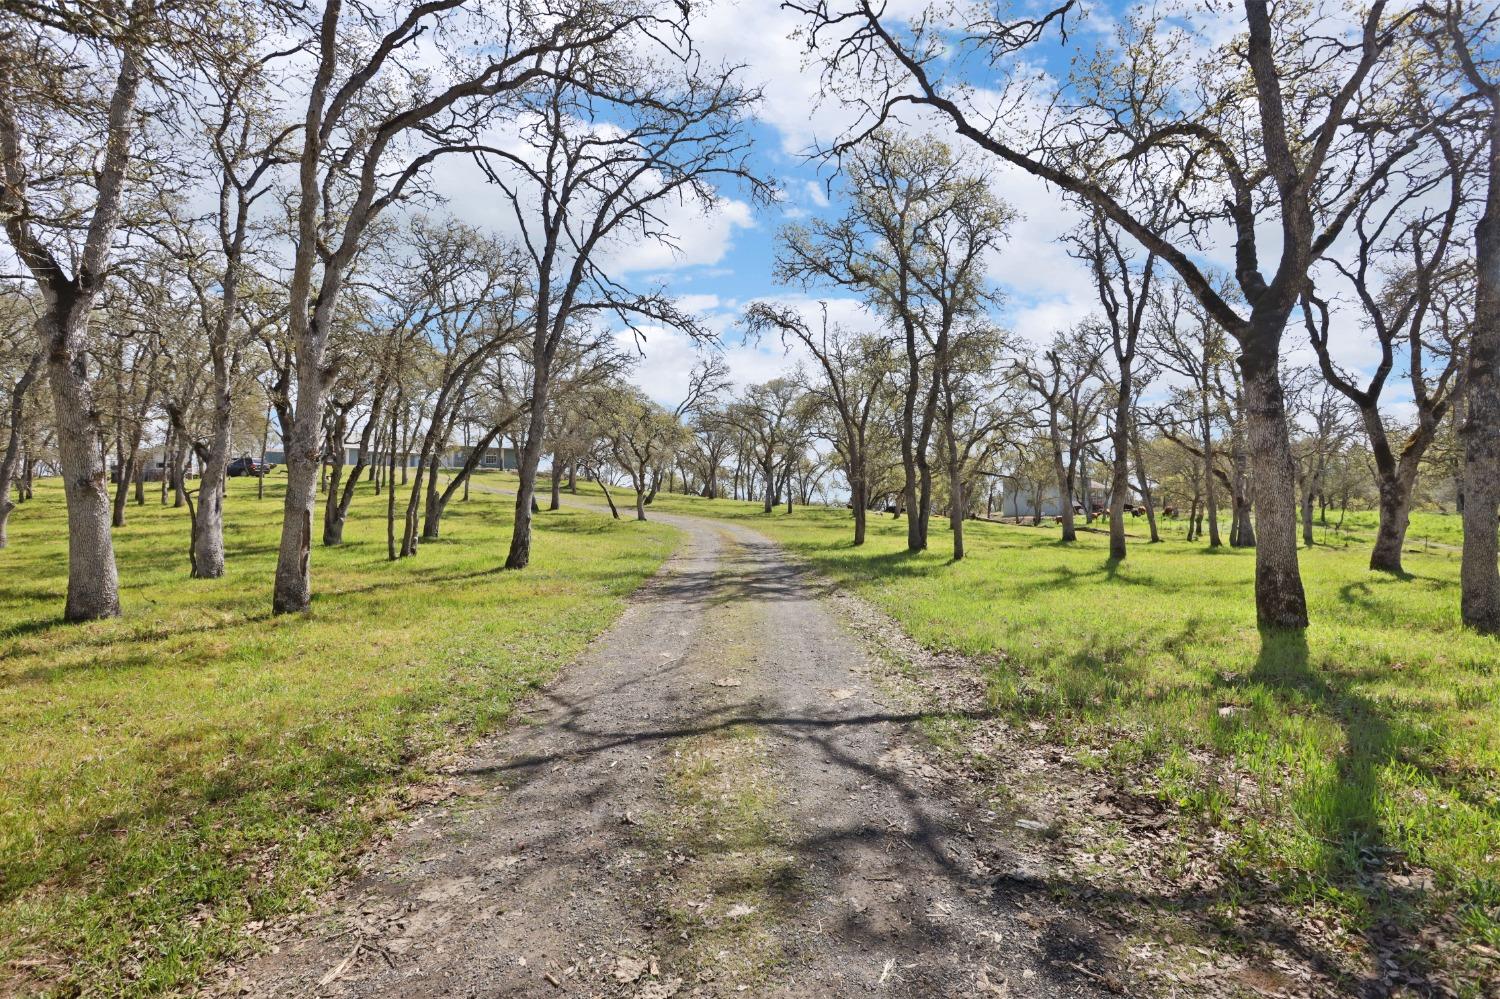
xmin=216 ymin=510 xmax=1117 ymax=998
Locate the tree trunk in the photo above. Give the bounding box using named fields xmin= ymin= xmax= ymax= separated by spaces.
xmin=258 ymin=410 xmax=270 ymax=500
xmin=160 ymin=424 xmax=171 ymax=505
xmin=111 ymin=439 xmax=132 ymax=528
xmin=0 ymin=352 xmax=41 ymax=549
xmin=850 ymin=457 xmax=867 ymax=546
xmin=949 ymin=467 xmax=964 ymax=561
xmin=427 ymin=423 xmax=502 ymax=540
xmin=174 ymin=387 xmax=236 ymax=579
xmin=598 ymin=475 xmax=620 ymax=519
xmin=506 ymin=391 xmax=550 ymax=570
xmin=49 ymin=328 xmax=121 ymax=620
xmin=399 ymin=451 xmax=429 ymax=557
xmin=1301 ymin=484 xmax=1316 ymax=550
xmin=322 ymin=427 xmax=349 ymax=546
xmin=1461 ymin=109 xmax=1500 ymax=632
xmin=1239 ymin=322 xmax=1308 ymax=628
xmin=549 ymin=458 xmax=562 ymax=511
xmin=1130 ymin=419 xmax=1159 ymax=543
xmin=387 ymin=404 xmax=400 ymax=561
xmin=272 ymin=377 xmax=325 ymax=613
xmin=1049 ymin=406 xmax=1076 ymax=542
xmin=326 ymin=403 xmax=381 ymax=546
xmin=1201 ymin=407 xmax=1221 ymax=547
xmin=172 ymin=443 xmax=188 ymax=508
xmin=1108 ymin=420 xmax=1129 ymax=561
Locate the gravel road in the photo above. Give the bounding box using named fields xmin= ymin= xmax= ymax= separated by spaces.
xmin=219 ymin=510 xmax=1114 ymax=998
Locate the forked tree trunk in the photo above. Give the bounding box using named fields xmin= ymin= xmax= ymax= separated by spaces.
xmin=48 ymin=311 xmax=122 ymax=620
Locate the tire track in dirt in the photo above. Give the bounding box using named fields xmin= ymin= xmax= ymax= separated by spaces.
xmin=216 ymin=505 xmax=1114 ymax=998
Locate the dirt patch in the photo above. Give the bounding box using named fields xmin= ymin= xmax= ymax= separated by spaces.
xmin=212 ymin=515 xmax=1127 ymax=997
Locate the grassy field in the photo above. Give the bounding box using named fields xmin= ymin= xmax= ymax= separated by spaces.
xmin=549 ymin=478 xmax=1500 ymax=967
xmin=0 ymin=472 xmax=676 ymax=996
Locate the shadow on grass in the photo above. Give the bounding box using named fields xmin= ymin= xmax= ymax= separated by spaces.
xmin=1244 ymin=626 xmax=1432 ymax=990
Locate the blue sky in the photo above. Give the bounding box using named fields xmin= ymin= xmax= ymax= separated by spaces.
xmin=430 ymin=0 xmax=1408 ymax=417
xmin=594 ymin=0 xmax=1183 ymax=408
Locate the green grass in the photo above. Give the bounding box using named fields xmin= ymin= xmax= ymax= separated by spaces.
xmin=552 ymin=477 xmax=1500 ymax=966
xmin=1326 ymin=508 xmax=1467 ymax=549
xmin=0 ymin=472 xmax=676 ymax=997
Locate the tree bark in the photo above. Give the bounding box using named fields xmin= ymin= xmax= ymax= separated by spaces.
xmin=1200 ymin=401 xmax=1221 ymax=547
xmin=1048 ymin=403 xmax=1076 ymax=542
xmin=597 ymin=475 xmax=620 ymax=519
xmin=506 ymin=388 xmax=550 ymax=570
xmin=1461 ymin=94 xmax=1500 ymax=632
xmin=1108 ymin=417 xmax=1129 ymax=561
xmin=0 ymin=351 xmax=41 ymax=549
xmin=1239 ymin=321 xmax=1308 ymax=628
xmin=48 ymin=318 xmax=122 ymax=620
xmin=850 ymin=458 xmax=867 ymax=546
xmin=1130 ymin=418 xmax=1159 ymax=543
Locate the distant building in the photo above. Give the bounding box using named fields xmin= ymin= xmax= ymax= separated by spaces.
xmin=259 ymin=443 xmax=518 ymax=471
xmin=999 ymin=479 xmax=1135 ymax=520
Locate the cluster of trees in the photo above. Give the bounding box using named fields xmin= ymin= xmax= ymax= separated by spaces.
xmin=0 ymin=0 xmax=767 ymax=619
xmin=3 ymin=0 xmax=1499 ymax=640
xmin=779 ymin=0 xmax=1500 ymax=633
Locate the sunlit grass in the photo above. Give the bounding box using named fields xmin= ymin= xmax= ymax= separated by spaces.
xmin=0 ymin=472 xmax=677 ymax=996
xmin=548 ymin=476 xmax=1500 ymax=954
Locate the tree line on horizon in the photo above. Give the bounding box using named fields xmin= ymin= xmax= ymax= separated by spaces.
xmin=1 ymin=0 xmax=1498 ymax=636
